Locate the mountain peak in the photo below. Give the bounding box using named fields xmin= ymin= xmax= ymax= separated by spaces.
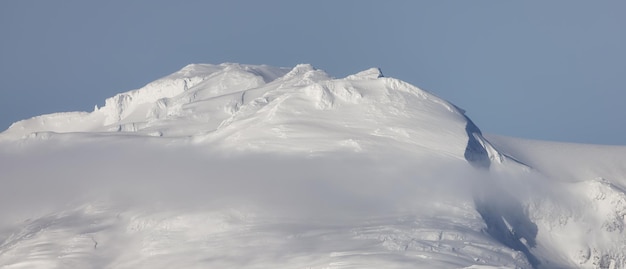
xmin=3 ymin=63 xmax=624 ymax=269
xmin=0 ymin=63 xmax=501 ymax=167
xmin=346 ymin=67 xmax=384 ymax=80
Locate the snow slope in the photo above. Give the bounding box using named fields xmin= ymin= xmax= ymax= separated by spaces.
xmin=1 ymin=63 xmax=625 ymax=269
xmin=486 ymin=135 xmax=626 ymax=268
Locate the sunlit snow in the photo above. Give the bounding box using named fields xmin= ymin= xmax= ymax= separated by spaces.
xmin=1 ymin=63 xmax=625 ymax=268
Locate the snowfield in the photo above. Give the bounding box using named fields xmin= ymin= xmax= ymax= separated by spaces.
xmin=1 ymin=63 xmax=625 ymax=268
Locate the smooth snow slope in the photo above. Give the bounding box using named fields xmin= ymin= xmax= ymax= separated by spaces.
xmin=0 ymin=63 xmax=624 ymax=269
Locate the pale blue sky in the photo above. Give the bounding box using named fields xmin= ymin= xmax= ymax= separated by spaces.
xmin=1 ymin=1 xmax=624 ymax=145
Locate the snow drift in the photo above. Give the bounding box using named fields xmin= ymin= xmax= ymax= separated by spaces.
xmin=1 ymin=63 xmax=625 ymax=269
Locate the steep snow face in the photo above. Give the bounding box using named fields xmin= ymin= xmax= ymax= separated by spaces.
xmin=0 ymin=63 xmax=290 ymax=138
xmin=0 ymin=63 xmax=496 ymax=165
xmin=98 ymin=63 xmax=288 ymax=126
xmin=206 ymin=64 xmax=471 ymax=159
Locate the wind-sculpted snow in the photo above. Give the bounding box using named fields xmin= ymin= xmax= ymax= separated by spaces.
xmin=0 ymin=63 xmax=485 ymax=163
xmin=1 ymin=64 xmax=625 ymax=268
xmin=0 ymin=63 xmax=291 ymax=138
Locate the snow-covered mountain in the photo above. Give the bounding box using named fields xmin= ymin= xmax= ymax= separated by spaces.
xmin=1 ymin=63 xmax=625 ymax=269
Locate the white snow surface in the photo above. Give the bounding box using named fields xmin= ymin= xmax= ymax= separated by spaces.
xmin=1 ymin=63 xmax=625 ymax=269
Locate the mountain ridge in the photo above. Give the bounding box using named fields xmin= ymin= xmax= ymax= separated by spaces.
xmin=1 ymin=63 xmax=503 ymax=167
xmin=1 ymin=63 xmax=625 ymax=268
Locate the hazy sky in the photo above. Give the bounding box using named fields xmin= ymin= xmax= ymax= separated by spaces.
xmin=1 ymin=1 xmax=624 ymax=145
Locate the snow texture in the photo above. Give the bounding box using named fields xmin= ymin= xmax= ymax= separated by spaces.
xmin=1 ymin=63 xmax=625 ymax=269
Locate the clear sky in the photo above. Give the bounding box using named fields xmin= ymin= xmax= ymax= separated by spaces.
xmin=1 ymin=1 xmax=624 ymax=145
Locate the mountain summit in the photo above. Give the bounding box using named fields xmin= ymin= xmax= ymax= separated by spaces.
xmin=1 ymin=63 xmax=501 ymax=165
xmin=1 ymin=64 xmax=625 ymax=269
